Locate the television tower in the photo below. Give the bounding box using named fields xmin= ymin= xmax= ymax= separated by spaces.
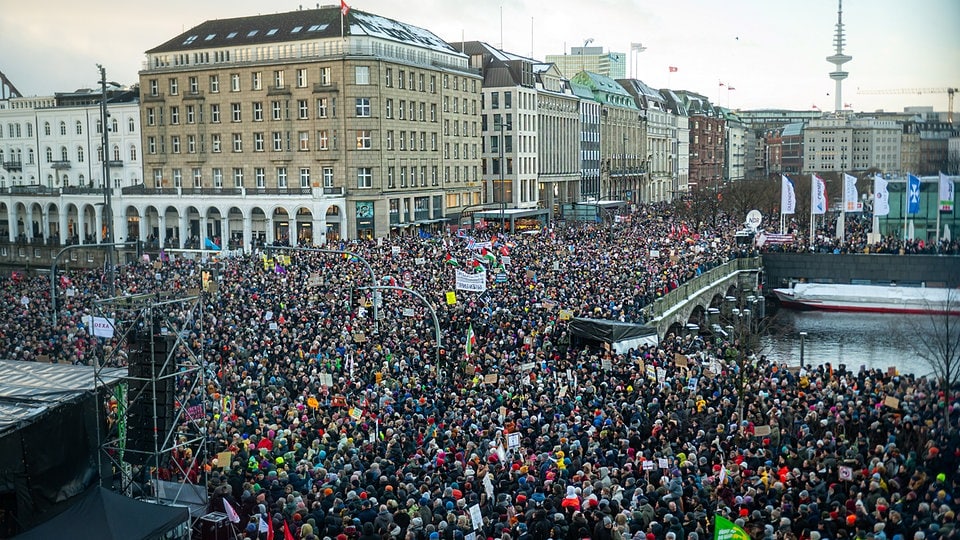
xmin=826 ymin=0 xmax=852 ymax=113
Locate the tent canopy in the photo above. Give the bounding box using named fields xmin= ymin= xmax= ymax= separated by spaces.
xmin=15 ymin=486 xmax=189 ymax=540
xmin=567 ymin=317 xmax=659 ymax=353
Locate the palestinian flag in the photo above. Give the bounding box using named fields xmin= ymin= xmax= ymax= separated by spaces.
xmin=480 ymin=248 xmax=496 ymax=264
xmin=444 ymin=253 xmax=460 ymax=266
xmin=466 ymin=324 xmax=476 ymax=356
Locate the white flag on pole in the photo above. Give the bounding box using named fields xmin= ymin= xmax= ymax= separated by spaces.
xmin=811 ymin=174 xmax=828 ymax=215
xmin=781 ymin=175 xmax=796 ymax=215
xmin=940 ymin=172 xmax=955 ymax=212
xmin=843 ymin=173 xmax=862 ymax=212
xmin=873 ymin=175 xmax=890 ymax=216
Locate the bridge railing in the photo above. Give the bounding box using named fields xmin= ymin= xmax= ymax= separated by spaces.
xmin=650 ymin=256 xmax=761 ymax=319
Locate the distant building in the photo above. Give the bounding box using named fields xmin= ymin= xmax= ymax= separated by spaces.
xmin=570 ymin=82 xmax=601 ymax=201
xmin=802 ymin=115 xmax=901 ymax=174
xmin=547 ymin=46 xmax=626 ymax=80
xmin=138 ymin=6 xmax=481 ymax=244
xmin=618 ymin=78 xmax=674 ymax=202
xmin=673 ymin=91 xmax=724 ymax=191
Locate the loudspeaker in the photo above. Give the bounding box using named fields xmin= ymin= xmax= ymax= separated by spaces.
xmin=125 ymin=334 xmax=176 ymax=464
xmin=199 ymin=512 xmax=232 ymax=540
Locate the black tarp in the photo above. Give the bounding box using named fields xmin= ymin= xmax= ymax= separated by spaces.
xmin=15 ymin=486 xmax=189 ymax=540
xmin=567 ymin=317 xmax=659 ymax=353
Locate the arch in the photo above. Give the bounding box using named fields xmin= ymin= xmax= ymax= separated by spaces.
xmin=184 ymin=206 xmax=202 ymax=248
xmin=59 ymin=120 xmax=66 ymax=136
xmin=227 ymin=207 xmax=245 ymax=249
xmin=162 ymin=206 xmax=181 ymax=248
xmin=325 ymin=205 xmax=342 ymax=243
xmin=271 ymin=207 xmax=290 ymax=245
xmin=124 ymin=205 xmax=143 ymax=241
xmin=43 ymin=121 xmax=51 ymax=136
xmin=292 ymin=206 xmax=314 ymax=245
xmin=76 ymin=120 xmax=83 ymax=135
xmin=250 ymin=207 xmax=268 ymax=247
xmin=46 ymin=202 xmax=62 ymax=244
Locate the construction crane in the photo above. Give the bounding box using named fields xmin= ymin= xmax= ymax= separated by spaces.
xmin=856 ymin=87 xmax=958 ymax=123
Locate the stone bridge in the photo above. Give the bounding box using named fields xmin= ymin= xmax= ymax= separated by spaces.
xmin=648 ymin=257 xmax=763 ymax=338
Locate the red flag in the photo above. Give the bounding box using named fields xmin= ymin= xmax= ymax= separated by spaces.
xmin=340 ymin=0 xmax=350 ymax=16
xmin=668 ymin=66 xmax=678 ymax=73
xmin=727 ymin=87 xmax=736 ymax=91
xmin=718 ymin=82 xmax=725 ymax=87
xmin=283 ymin=520 xmax=295 ymax=540
xmin=267 ymin=515 xmax=274 ymax=540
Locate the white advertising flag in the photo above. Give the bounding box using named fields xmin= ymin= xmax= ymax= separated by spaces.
xmin=781 ymin=175 xmax=796 ymax=215
xmin=843 ymin=173 xmax=862 ymax=212
xmin=940 ymin=172 xmax=955 ymax=212
xmin=811 ymin=174 xmax=828 ymax=215
xmin=873 ymin=175 xmax=890 ymax=216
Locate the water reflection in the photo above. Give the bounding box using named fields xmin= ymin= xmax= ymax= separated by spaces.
xmin=758 ymin=308 xmax=939 ymax=377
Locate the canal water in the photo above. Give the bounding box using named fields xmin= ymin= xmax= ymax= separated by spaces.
xmin=757 ymin=308 xmax=943 ymax=377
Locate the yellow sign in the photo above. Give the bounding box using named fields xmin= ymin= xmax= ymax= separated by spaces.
xmin=307 ymin=397 xmax=319 ymax=409
xmin=446 ymin=291 xmax=457 ymax=305
xmin=559 ymin=309 xmax=574 ymax=321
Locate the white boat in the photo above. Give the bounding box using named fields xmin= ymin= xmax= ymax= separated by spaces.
xmin=772 ymin=283 xmax=960 ymax=315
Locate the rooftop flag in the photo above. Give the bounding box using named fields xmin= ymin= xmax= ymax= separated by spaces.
xmin=669 ymin=66 xmax=678 ymax=72
xmin=340 ymin=0 xmax=350 ymax=16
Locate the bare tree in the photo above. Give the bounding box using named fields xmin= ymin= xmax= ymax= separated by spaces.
xmin=907 ymin=289 xmax=960 ymax=427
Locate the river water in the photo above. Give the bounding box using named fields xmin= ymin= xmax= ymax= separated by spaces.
xmin=757 ymin=308 xmax=941 ymax=377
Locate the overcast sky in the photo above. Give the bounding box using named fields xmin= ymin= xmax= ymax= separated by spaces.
xmin=2 ymin=0 xmax=958 ymax=113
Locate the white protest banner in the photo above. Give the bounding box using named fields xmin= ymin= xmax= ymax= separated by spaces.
xmin=469 ymin=504 xmax=484 ymax=531
xmin=642 ymin=460 xmax=654 ymax=471
xmin=658 ymin=458 xmax=669 ymax=469
xmin=84 ymin=316 xmax=116 ymax=338
xmin=507 ymin=432 xmax=521 ymax=449
xmin=455 ymin=269 xmax=487 ymax=292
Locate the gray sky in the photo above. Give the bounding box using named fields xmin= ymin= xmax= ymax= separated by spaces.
xmin=2 ymin=0 xmax=958 ymax=113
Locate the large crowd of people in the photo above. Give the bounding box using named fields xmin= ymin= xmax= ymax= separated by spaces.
xmin=1 ymin=203 xmax=958 ymax=540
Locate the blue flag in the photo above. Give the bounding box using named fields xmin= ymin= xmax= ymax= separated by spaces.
xmin=908 ymin=174 xmax=921 ymax=215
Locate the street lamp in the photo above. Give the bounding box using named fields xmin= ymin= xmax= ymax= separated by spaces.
xmin=98 ymin=64 xmax=119 ymax=297
xmin=799 ymin=331 xmax=808 ymax=369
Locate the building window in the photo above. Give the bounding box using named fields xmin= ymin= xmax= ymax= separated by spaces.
xmin=385 ymin=68 xmax=393 ymax=87
xmin=272 ymin=101 xmax=282 ymax=120
xmin=299 ymin=131 xmax=310 ymax=151
xmin=212 ymin=134 xmax=221 ymax=153
xmin=273 ymin=70 xmax=284 ymax=88
xmin=213 ymin=168 xmax=223 ymax=187
xmin=296 ymin=68 xmax=307 ymax=87
xmin=154 ymin=168 xmax=163 ymax=187
xmin=211 ymin=104 xmax=221 ymax=123
xmin=318 ymin=130 xmax=329 ymax=150
xmin=232 ymin=168 xmax=242 ymax=187
xmin=398 ymin=100 xmax=405 ymax=120
xmin=385 ymin=99 xmax=393 ymax=119
xmin=399 ymin=131 xmax=406 ymax=151
xmin=232 ymin=133 xmax=242 ymax=152
xmin=273 ymin=132 xmax=282 ymax=151
xmin=173 ymin=169 xmax=183 ymax=187
xmin=430 ymin=104 xmax=437 ymax=122
xmin=277 ymin=167 xmax=287 ymax=188
xmin=171 ymin=136 xmax=181 ymax=153
xmin=320 ymin=67 xmax=330 ymax=86
xmin=59 ymin=121 xmax=67 ymax=136
xmin=254 ymin=132 xmax=265 ymax=151
xmin=386 ymin=131 xmax=393 ymax=150
xmin=300 ymin=167 xmax=311 ymax=188
xmin=255 ymin=167 xmax=265 ymax=188
xmin=186 ymin=105 xmax=195 ymax=124
xmin=430 ymin=75 xmax=436 ymax=93
xmin=146 ymin=108 xmax=155 ymax=126
xmin=77 ymin=146 xmax=84 ymax=162
xmin=189 ymin=76 xmax=198 ymax=93
xmin=355 ymin=98 xmax=371 ymax=117
xmin=147 ymin=136 xmax=156 ymax=154
xmin=431 ymin=132 xmax=437 ymax=151
xmin=130 ymin=145 xmax=137 ymax=161
xmin=298 ymin=99 xmax=309 ymax=119
xmin=75 ymin=120 xmax=83 ymax=135
xmin=192 ymin=168 xmax=202 ymax=187
xmin=187 ymin=135 xmax=196 ymax=153
xmin=231 ymin=103 xmax=241 ymax=122
xmin=209 ymin=75 xmax=220 ymax=93
xmin=357 ymin=167 xmax=372 ymax=188
xmin=399 ymin=167 xmax=406 ymax=188
xmin=253 ymin=102 xmax=263 ymax=121
xmin=170 ymin=106 xmax=180 ymax=124
xmin=317 ymin=98 xmax=328 ymax=118
xmin=356 ymin=130 xmax=371 ymax=150
xmin=504 ymin=92 xmax=512 ymax=109
xmin=230 ymin=73 xmax=240 ymax=91
xmin=323 ymin=167 xmax=334 ymax=187
xmin=169 ymin=78 xmax=179 ymax=95
xmin=149 ymin=79 xmax=159 ymax=96
xmin=355 ymin=66 xmax=370 ymax=85
xmin=252 ymin=71 xmax=262 ymax=90
xmin=387 ymin=167 xmax=395 ymax=188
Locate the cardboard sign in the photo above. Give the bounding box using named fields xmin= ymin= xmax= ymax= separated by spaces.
xmin=601 ymin=359 xmax=612 ymax=371
xmin=884 ymin=396 xmax=900 ymax=409
xmin=403 ymin=307 xmax=416 ymax=317
xmin=217 ymin=452 xmax=232 ymax=468
xmin=469 ymin=504 xmax=483 ymax=531
xmin=559 ymin=309 xmax=574 ymax=321
xmin=353 ymin=332 xmax=367 ymax=343
xmin=658 ymin=458 xmax=669 ymax=469
xmin=484 ymin=374 xmax=499 ymax=384
xmin=319 ymin=373 xmax=334 ymax=387
xmin=520 ymin=362 xmax=536 ymax=372
xmin=674 ymin=353 xmax=689 ymax=368
xmin=754 ymin=425 xmax=772 ymax=437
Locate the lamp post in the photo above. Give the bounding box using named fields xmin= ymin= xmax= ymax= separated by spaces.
xmin=98 ymin=64 xmax=117 ymax=297
xmin=799 ymin=331 xmax=807 ymax=369
xmin=498 ymin=120 xmax=506 ymax=231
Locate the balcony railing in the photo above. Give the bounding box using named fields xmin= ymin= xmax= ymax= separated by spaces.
xmin=2 ymin=161 xmax=23 ymax=171
xmin=183 ymin=90 xmax=206 ymax=100
xmin=322 ymin=186 xmax=344 ymax=196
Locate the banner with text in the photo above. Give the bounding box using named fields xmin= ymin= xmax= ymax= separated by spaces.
xmin=455 ymin=269 xmax=487 ymax=292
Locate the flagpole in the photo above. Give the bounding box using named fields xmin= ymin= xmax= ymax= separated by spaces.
xmin=903 ymin=175 xmax=909 ymax=240
xmin=936 ymin=174 xmax=942 ymax=252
